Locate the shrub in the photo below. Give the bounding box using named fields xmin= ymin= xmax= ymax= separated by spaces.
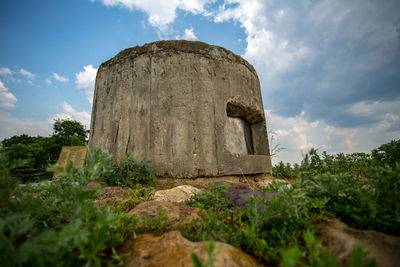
xmin=182 ymin=181 xmax=327 ymax=264
xmin=101 ymin=154 xmax=157 ymax=187
xmin=185 ymin=184 xmax=232 ymax=210
xmin=1 ymin=119 xmax=89 ymax=183
xmin=297 ymin=164 xmax=400 ymax=235
xmin=371 ymin=140 xmax=400 ymax=168
xmin=0 ymin=147 xmax=138 ymax=266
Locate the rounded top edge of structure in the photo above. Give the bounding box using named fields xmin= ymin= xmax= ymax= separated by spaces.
xmin=100 ymin=40 xmax=256 ymax=75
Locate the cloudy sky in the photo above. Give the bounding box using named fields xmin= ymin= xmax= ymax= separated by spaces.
xmin=1 ymin=0 xmax=399 ymax=164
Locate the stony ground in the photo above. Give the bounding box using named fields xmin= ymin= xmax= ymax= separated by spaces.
xmin=95 ymin=176 xmax=400 ymax=267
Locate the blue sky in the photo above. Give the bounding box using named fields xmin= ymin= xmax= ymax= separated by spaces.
xmin=1 ymin=0 xmax=399 ymax=164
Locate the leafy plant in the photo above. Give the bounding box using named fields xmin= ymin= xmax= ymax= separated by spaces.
xmin=1 ymin=119 xmax=89 ymax=183
xmin=138 ymin=209 xmax=173 ymax=236
xmin=191 ymin=237 xmax=222 ymax=267
xmin=0 ymin=147 xmax=138 ymax=266
xmin=297 ymin=164 xmax=400 ymax=235
xmin=124 ymin=185 xmax=155 ymax=206
xmin=53 ymin=118 xmax=88 ymax=143
xmin=280 ymin=229 xmax=338 ymax=267
xmin=101 ymin=154 xmax=157 ymax=187
xmin=185 ymin=184 xmax=232 ymax=210
xmin=347 ymin=245 xmax=375 ymax=267
xmin=273 ymin=161 xmax=299 ymax=179
xmin=371 ymin=139 xmax=400 ymax=168
xmin=182 ymin=181 xmax=327 ymax=264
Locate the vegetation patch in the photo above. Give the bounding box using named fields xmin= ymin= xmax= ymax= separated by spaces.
xmin=0 ymin=131 xmax=398 ymax=266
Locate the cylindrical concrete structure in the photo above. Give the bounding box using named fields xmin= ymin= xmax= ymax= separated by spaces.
xmin=89 ymin=40 xmax=272 ymax=178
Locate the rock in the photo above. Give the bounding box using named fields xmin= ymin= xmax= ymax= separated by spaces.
xmin=89 ymin=40 xmax=272 ymax=178
xmin=224 ymin=189 xmax=277 ymax=209
xmin=153 ymin=185 xmax=200 ymax=203
xmin=127 ymin=200 xmax=200 ymax=224
xmin=119 ymin=230 xmax=265 ymax=267
xmin=319 ymin=219 xmax=400 ymax=267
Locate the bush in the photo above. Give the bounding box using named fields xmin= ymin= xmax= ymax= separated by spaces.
xmin=0 ymin=147 xmax=138 ymax=266
xmin=272 ymin=161 xmax=299 ymax=179
xmin=297 ymin=164 xmax=400 ymax=235
xmin=185 ymin=184 xmax=232 ymax=210
xmin=101 ymin=154 xmax=157 ymax=187
xmin=1 ymin=119 xmax=89 ymax=183
xmin=371 ymin=140 xmax=400 ymax=168
xmin=181 ymin=181 xmax=327 ymax=264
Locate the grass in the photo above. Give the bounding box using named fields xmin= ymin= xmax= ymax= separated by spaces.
xmin=0 ymin=139 xmax=398 ymax=266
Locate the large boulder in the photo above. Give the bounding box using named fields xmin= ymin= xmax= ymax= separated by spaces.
xmin=127 ymin=200 xmax=200 ymax=225
xmin=319 ymin=219 xmax=400 ymax=267
xmin=119 ymin=230 xmax=265 ymax=267
xmin=153 ymin=185 xmax=200 ymax=203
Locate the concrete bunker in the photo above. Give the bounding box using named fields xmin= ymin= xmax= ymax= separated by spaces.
xmin=89 ymin=40 xmax=272 ymax=178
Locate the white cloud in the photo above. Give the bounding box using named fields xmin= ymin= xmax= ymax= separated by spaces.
xmin=100 ymin=0 xmax=214 ymax=32
xmin=49 ymin=101 xmax=91 ymax=129
xmin=0 ymin=102 xmax=91 ymax=141
xmin=266 ymin=109 xmax=319 ymax=164
xmin=181 ymin=27 xmax=197 ymax=40
xmin=75 ymin=65 xmax=97 ymax=105
xmin=0 ymin=111 xmax=52 ymax=140
xmin=0 ymin=80 xmax=17 ymax=109
xmin=0 ymin=68 xmax=12 ymax=75
xmin=19 ymin=68 xmax=35 ymax=80
xmin=268 ymin=107 xmax=400 ymax=164
xmin=52 ymin=73 xmax=69 ymax=82
xmin=214 ymin=1 xmax=311 ymax=90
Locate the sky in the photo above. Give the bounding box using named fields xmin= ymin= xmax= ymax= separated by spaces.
xmin=0 ymin=0 xmax=399 ymax=165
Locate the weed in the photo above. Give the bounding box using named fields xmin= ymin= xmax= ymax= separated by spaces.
xmin=101 ymin=154 xmax=157 ymax=187
xmin=138 ymin=209 xmax=173 ymax=236
xmin=185 ymin=183 xmax=232 ymax=210
xmin=124 ymin=185 xmax=155 ymax=206
xmin=0 ymin=147 xmax=138 ymax=266
xmin=191 ymin=237 xmax=222 ymax=267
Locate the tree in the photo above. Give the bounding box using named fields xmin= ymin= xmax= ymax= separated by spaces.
xmin=1 ymin=119 xmax=89 ymax=182
xmin=371 ymin=139 xmax=400 ymax=168
xmin=53 ymin=119 xmax=88 ymax=140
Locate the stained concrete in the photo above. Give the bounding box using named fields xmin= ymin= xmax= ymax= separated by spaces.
xmin=89 ymin=40 xmax=272 ymax=178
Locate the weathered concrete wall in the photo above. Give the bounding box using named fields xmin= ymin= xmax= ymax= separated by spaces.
xmin=89 ymin=40 xmax=272 ymax=178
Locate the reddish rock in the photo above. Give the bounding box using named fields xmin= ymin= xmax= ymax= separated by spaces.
xmin=319 ymin=219 xmax=400 ymax=267
xmin=127 ymin=200 xmax=200 ymax=225
xmin=119 ymin=231 xmax=265 ymax=267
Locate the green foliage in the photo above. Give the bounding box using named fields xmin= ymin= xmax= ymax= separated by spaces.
xmin=101 ymin=154 xmax=157 ymax=187
xmin=124 ymin=185 xmax=155 ymax=206
xmin=371 ymin=140 xmax=400 ymax=168
xmin=273 ymin=139 xmax=399 ymax=180
xmin=271 ymin=140 xmax=400 ymax=235
xmin=0 ymin=147 xmax=138 ymax=266
xmin=280 ymin=229 xmax=337 ymax=267
xmin=273 ymin=161 xmax=300 ymax=179
xmin=297 ymin=164 xmax=400 ymax=235
xmin=185 ymin=184 xmax=232 ymax=210
xmin=53 ymin=119 xmax=88 ymax=141
xmin=137 ymin=209 xmax=173 ymax=236
xmin=1 ymin=119 xmax=89 ymax=183
xmin=1 ymin=136 xmax=62 ymax=182
xmin=191 ymin=238 xmax=222 ymax=267
xmin=347 ymin=245 xmax=375 ymax=267
xmin=182 ymin=181 xmax=327 ymax=264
